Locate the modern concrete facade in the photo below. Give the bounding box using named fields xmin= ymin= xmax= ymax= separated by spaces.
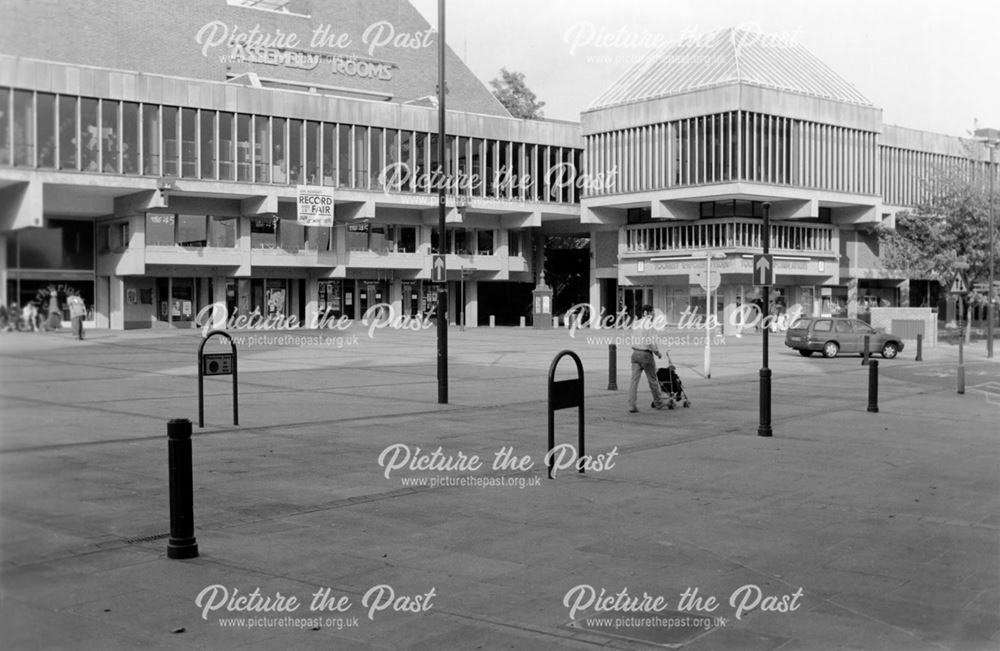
xmin=580 ymin=28 xmax=997 ymax=328
xmin=0 ymin=7 xmax=995 ymax=330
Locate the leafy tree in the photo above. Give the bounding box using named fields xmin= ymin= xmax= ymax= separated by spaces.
xmin=489 ymin=68 xmax=545 ymax=120
xmin=877 ymin=154 xmax=998 ymax=338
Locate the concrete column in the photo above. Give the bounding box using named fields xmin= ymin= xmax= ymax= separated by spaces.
xmin=305 ymin=277 xmax=319 ymax=327
xmin=391 ymin=278 xmax=403 ymax=317
xmin=212 ymin=275 xmax=227 ymax=307
xmin=466 ymin=280 xmax=478 ymax=327
xmin=110 ymin=276 xmax=125 ymax=330
xmin=534 ymin=229 xmax=545 ymax=284
xmin=588 ymin=278 xmax=601 ymax=328
xmin=95 ymin=275 xmax=110 ymax=329
xmin=847 ymin=277 xmax=859 ymax=319
xmin=897 ymin=279 xmax=910 ymax=307
xmin=0 ymin=233 xmax=7 ymax=307
xmin=289 ymin=279 xmax=300 ymax=320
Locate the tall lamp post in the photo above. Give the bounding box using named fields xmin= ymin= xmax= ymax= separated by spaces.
xmin=974 ymin=128 xmax=998 ymax=359
xmin=436 ymin=0 xmax=448 ymax=402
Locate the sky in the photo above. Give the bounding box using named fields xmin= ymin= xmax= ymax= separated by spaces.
xmin=409 ymin=0 xmax=999 ymax=138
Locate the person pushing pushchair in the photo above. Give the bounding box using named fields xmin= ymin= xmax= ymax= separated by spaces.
xmin=628 ymin=326 xmax=664 ymax=413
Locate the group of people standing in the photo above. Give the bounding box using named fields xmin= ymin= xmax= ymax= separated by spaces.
xmin=0 ymin=287 xmax=87 ymax=340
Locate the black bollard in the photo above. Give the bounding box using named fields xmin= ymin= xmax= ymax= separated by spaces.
xmin=608 ymin=344 xmax=618 ymax=390
xmin=915 ymin=333 xmax=923 ymax=361
xmin=867 ymin=360 xmax=879 ymax=413
xmin=758 ymin=368 xmax=772 ymax=436
xmin=167 ymin=418 xmax=199 ymax=559
xmin=862 ymin=335 xmax=870 ymax=365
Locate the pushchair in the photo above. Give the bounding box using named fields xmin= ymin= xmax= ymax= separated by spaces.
xmin=652 ymin=352 xmax=691 ymax=409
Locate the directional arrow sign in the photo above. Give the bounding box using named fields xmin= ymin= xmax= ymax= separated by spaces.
xmin=753 ymin=254 xmax=773 ymax=287
xmin=431 ymin=255 xmax=446 ymax=283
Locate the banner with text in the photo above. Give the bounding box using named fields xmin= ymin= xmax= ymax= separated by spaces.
xmin=297 ymin=186 xmax=335 ymax=226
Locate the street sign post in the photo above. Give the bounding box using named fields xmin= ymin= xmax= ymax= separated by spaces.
xmin=431 ymin=255 xmax=446 ymax=283
xmin=753 ymin=254 xmax=774 ymax=287
xmin=758 ymin=206 xmax=772 ymax=437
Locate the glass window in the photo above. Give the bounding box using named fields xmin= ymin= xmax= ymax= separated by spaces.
xmin=288 ymin=119 xmax=302 ymax=184
xmin=219 ymin=112 xmax=234 ymax=180
xmin=253 ymin=115 xmax=269 ymax=182
xmin=347 ymin=222 xmax=369 ymax=251
xmin=176 ymin=214 xmax=207 ymax=246
xmin=508 ymin=230 xmax=520 ymax=256
xmin=414 ymin=132 xmax=426 ymax=191
xmin=98 ymin=224 xmax=111 ymax=252
xmin=813 ymin=319 xmax=832 ymax=332
xmin=81 ymin=98 xmax=99 ymax=171
xmin=13 ymin=90 xmax=35 ymax=166
xmin=305 ymin=225 xmax=330 ymax=251
xmin=162 ymin=106 xmax=178 ymax=176
xmin=306 ymin=121 xmax=319 ymax=185
xmin=453 ymin=228 xmax=469 ymax=254
xmin=384 ymin=129 xmax=398 ymax=190
xmin=477 ymin=230 xmax=494 ymax=255
xmin=17 ymin=219 xmax=94 ymax=269
xmin=353 ymin=125 xmax=366 ymax=188
xmin=338 ymin=124 xmax=350 ymax=186
xmin=117 ymin=222 xmax=130 ymax=249
xmin=200 ymin=110 xmax=216 ymax=179
xmin=279 ymin=218 xmax=304 ymax=251
xmin=397 ymin=226 xmax=416 ymax=252
xmin=142 ymin=104 xmax=159 ymax=175
xmin=485 ymin=139 xmax=496 ymax=197
xmin=370 ymin=127 xmax=382 ymax=189
xmin=122 ymin=102 xmax=139 ymax=174
xmin=37 ymin=93 xmax=56 ymax=168
xmin=180 ymin=107 xmax=197 ymax=178
xmin=272 ymin=117 xmax=286 ymax=183
xmin=146 ymin=213 xmax=176 ymax=245
xmin=208 ymin=217 xmax=237 ymax=247
xmin=236 ymin=113 xmax=251 ymax=181
xmin=102 ymin=100 xmax=120 ymax=173
xmin=0 ymin=88 xmax=9 ymax=165
xmin=250 ymin=216 xmax=277 ymax=248
xmin=322 ymin=122 xmax=335 ymax=185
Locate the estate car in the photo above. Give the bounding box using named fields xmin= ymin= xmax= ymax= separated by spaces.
xmin=784 ymin=317 xmax=904 ymax=359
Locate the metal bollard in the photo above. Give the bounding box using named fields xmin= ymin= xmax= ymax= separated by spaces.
xmin=167 ymin=418 xmax=199 ymax=559
xmin=867 ymin=360 xmax=879 ymax=413
xmin=957 ymin=337 xmax=965 ymax=395
xmin=758 ymin=368 xmax=772 ymax=436
xmin=607 ymin=344 xmax=618 ymax=390
xmin=862 ymin=335 xmax=870 ymax=366
xmin=915 ymin=333 xmax=923 ymax=361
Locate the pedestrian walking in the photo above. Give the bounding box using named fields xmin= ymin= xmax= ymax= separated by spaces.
xmin=628 ymin=327 xmax=664 ymax=413
xmin=46 ymin=286 xmax=61 ymax=331
xmin=22 ymin=302 xmax=38 ymax=332
xmin=67 ymin=290 xmax=86 ymax=340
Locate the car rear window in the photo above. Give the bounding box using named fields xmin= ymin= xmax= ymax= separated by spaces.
xmin=812 ymin=320 xmax=832 ymax=332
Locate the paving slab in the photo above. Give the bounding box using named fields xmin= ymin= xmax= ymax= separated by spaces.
xmin=1 ymin=326 xmax=998 ymax=649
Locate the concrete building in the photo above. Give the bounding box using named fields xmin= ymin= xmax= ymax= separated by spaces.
xmin=579 ymin=28 xmax=996 ymax=328
xmin=0 ymin=4 xmax=994 ymax=330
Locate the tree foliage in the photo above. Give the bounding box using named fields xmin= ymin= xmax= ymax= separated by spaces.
xmin=877 ymin=163 xmax=998 ymax=307
xmin=489 ymin=68 xmax=545 ymax=120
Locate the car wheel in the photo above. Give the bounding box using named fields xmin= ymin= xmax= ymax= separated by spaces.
xmin=822 ymin=341 xmax=839 ymax=358
xmin=881 ymin=342 xmax=899 ymax=359
xmin=798 ymin=349 xmax=813 ymax=357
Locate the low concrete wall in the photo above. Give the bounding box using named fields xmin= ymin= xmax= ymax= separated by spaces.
xmin=869 ymin=307 xmax=937 ymax=347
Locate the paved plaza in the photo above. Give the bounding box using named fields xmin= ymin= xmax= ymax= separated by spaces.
xmin=1 ymin=324 xmax=998 ymax=650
